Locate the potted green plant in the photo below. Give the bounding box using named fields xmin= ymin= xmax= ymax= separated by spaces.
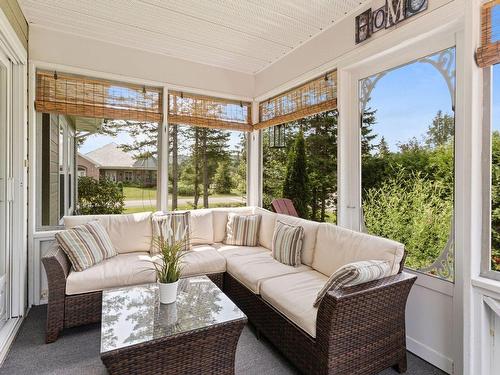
xmin=153 ymin=236 xmax=187 ymax=304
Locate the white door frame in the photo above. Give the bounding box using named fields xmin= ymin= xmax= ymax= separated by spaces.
xmin=337 ymin=22 xmax=463 ymax=375
xmin=0 ymin=6 xmax=28 ymax=365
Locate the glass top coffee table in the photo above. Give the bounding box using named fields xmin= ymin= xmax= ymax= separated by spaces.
xmin=100 ymin=275 xmax=247 ymax=375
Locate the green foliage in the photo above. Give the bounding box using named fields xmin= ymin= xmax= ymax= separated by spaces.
xmin=363 ymin=170 xmax=453 ymax=270
xmin=77 ymin=177 xmax=125 ymax=215
xmin=152 ymin=236 xmax=187 ymax=283
xmin=213 ymin=162 xmax=234 ymax=194
xmin=283 ymin=130 xmax=310 ymax=218
xmin=425 ymin=110 xmax=454 ymax=148
xmin=491 ymin=131 xmax=500 ymax=271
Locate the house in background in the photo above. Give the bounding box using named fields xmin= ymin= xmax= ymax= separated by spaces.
xmin=78 ymin=143 xmax=158 ymax=187
xmin=76 ymin=153 xmax=99 ymax=179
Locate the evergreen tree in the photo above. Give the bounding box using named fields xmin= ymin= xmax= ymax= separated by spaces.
xmin=283 ymin=130 xmax=310 ymax=218
xmin=378 ymin=136 xmax=390 ymax=156
xmin=425 ymin=110 xmax=454 ymax=148
xmin=304 ymin=110 xmax=337 ymax=222
xmin=361 ymin=106 xmax=378 ymax=156
xmin=213 ymin=161 xmax=234 ymax=194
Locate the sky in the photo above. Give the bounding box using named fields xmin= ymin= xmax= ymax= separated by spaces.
xmin=365 ymin=50 xmax=455 ymax=151
xmin=493 ymin=64 xmax=500 ymax=132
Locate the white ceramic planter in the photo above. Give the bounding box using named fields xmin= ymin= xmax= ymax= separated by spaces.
xmin=158 ymin=280 xmax=179 ymax=304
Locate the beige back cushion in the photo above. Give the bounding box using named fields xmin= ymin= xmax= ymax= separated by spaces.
xmin=252 ymin=207 xmax=276 ymax=250
xmin=211 ymin=207 xmax=254 ymax=243
xmin=190 ymin=209 xmax=215 ymax=245
xmin=275 ymin=214 xmax=319 ymax=266
xmin=312 ymin=223 xmax=405 ymax=277
xmin=63 ymin=212 xmax=153 ymax=254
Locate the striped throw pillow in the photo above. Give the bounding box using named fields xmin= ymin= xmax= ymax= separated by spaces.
xmin=152 ymin=211 xmax=191 ymax=254
xmin=272 ymin=220 xmax=304 ymax=267
xmin=224 ymin=213 xmax=261 ymax=246
xmin=55 ymin=221 xmax=116 ymax=272
xmin=313 ymin=260 xmax=391 ymax=307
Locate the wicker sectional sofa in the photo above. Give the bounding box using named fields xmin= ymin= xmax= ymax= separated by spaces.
xmin=42 ymin=206 xmax=416 ymax=375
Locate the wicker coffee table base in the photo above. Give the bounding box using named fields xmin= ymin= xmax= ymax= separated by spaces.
xmin=101 ymin=319 xmax=247 ymax=375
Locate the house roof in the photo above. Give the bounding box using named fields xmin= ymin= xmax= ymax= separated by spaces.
xmin=19 ymin=0 xmax=368 ymax=74
xmin=84 ymin=143 xmax=157 ymax=170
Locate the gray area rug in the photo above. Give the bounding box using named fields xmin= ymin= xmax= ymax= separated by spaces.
xmin=0 ymin=306 xmax=447 ymax=375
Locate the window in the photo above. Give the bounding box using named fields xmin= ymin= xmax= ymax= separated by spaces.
xmin=359 ymin=47 xmax=456 ymax=281
xmin=167 ymin=90 xmax=252 ymax=211
xmin=78 ymin=120 xmax=159 ymax=215
xmin=38 ymin=113 xmax=75 ymax=227
xmin=262 ymin=110 xmax=338 ymax=223
xmin=168 ymin=124 xmax=247 ymax=210
xmin=36 ymin=71 xmax=163 ymax=227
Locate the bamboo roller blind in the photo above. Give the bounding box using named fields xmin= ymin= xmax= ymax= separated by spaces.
xmin=35 ymin=71 xmax=163 ymax=122
xmin=255 ymin=70 xmax=337 ymax=130
xmin=168 ymin=91 xmax=252 ymax=132
xmin=477 ymin=0 xmax=500 ymax=68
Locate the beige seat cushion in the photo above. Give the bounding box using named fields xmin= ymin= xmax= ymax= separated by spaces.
xmin=151 ymin=245 xmax=226 ymax=278
xmin=276 ymin=214 xmax=319 ymax=266
xmin=226 ymin=252 xmax=310 ymax=294
xmin=63 ymin=212 xmax=153 ymax=254
xmin=260 ymin=270 xmax=328 ymax=338
xmin=212 ymin=207 xmax=254 ymax=243
xmin=66 ymin=252 xmax=155 ymax=295
xmin=180 ymin=245 xmax=226 ymax=277
xmin=190 ymin=209 xmax=214 ymax=245
xmin=312 ymin=223 xmax=405 ymax=277
xmin=253 ymin=207 xmax=277 ymax=250
xmin=216 ymin=244 xmax=269 ymax=259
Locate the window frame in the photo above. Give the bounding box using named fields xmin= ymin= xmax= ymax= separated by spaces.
xmin=36 ymin=113 xmax=77 ymax=229
xmin=481 ymin=65 xmax=500 ymax=281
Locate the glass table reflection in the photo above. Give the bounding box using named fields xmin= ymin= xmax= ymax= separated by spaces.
xmin=100 ymin=275 xmax=246 ymax=354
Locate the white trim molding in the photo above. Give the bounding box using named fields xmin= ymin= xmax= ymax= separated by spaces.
xmin=0 ymin=3 xmax=28 ymax=367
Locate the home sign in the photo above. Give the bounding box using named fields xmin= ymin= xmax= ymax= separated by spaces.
xmin=355 ymin=0 xmax=428 ymax=44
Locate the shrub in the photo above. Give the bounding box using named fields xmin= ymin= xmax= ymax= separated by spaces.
xmin=363 ymin=170 xmax=453 ymax=271
xmin=78 ymin=177 xmax=125 ymax=215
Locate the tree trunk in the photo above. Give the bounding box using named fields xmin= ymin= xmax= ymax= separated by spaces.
xmin=202 ymin=129 xmax=209 ymax=208
xmin=171 ymin=124 xmax=178 ymax=210
xmin=320 ymin=186 xmax=327 ymax=222
xmin=193 ymin=128 xmax=200 ymax=209
xmin=311 ymin=187 xmax=318 ymax=221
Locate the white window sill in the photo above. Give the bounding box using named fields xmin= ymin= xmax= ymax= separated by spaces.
xmin=472 ymin=276 xmax=500 ymax=297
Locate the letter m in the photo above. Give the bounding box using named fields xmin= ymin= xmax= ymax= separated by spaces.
xmin=386 ymin=0 xmax=405 ymax=27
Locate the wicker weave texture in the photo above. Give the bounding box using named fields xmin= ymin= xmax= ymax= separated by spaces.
xmin=101 ymin=318 xmax=246 ymax=375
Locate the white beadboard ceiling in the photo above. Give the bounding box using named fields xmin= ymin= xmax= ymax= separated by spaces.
xmin=20 ymin=0 xmax=368 ymax=74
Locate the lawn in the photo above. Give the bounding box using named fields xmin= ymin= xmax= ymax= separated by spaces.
xmin=123 ymin=186 xmax=157 ymax=201
xmin=123 ymin=201 xmax=246 ymax=214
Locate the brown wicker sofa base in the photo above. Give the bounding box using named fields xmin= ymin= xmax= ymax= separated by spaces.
xmin=42 ymin=243 xmax=416 ymax=374
xmin=224 ymin=272 xmax=415 ymax=375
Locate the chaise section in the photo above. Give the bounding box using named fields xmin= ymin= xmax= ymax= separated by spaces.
xmin=260 ymin=270 xmax=328 ymax=337
xmin=225 ymin=252 xmax=310 ymax=294
xmin=66 ymin=252 xmax=155 ymax=295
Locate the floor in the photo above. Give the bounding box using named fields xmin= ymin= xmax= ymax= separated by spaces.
xmin=0 ymin=306 xmax=447 ymax=375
